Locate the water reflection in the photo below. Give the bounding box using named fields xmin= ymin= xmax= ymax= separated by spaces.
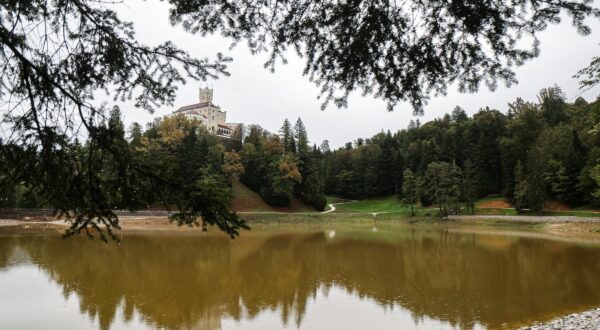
xmin=1 ymin=226 xmax=600 ymax=329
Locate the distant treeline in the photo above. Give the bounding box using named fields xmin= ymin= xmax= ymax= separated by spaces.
xmin=322 ymin=86 xmax=600 ymax=215
xmin=0 ymin=113 xmax=246 ymax=214
xmin=2 ymin=85 xmax=599 ymax=216
xmin=239 ymin=85 xmax=600 ymax=215
xmin=0 ymin=111 xmax=328 ymax=212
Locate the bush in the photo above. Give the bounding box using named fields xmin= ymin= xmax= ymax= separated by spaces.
xmin=260 ymin=177 xmax=293 ymax=207
xmin=310 ymin=195 xmax=328 ymax=211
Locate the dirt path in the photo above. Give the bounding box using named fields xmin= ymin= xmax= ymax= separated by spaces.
xmin=322 ymin=200 xmax=358 ymax=214
xmin=0 ymin=220 xmax=25 ymax=227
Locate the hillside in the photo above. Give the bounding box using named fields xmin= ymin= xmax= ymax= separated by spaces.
xmin=230 ymin=181 xmax=317 ymax=213
xmin=331 ymin=195 xmax=600 ymax=217
xmin=333 ymin=196 xmax=410 ymax=213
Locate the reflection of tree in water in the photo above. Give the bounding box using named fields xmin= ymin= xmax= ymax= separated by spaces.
xmin=10 ymin=229 xmax=600 ymax=330
xmin=0 ymin=236 xmax=15 ymax=269
xmin=17 ymin=234 xmax=233 ymax=330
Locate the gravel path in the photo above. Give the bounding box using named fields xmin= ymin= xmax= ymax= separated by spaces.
xmin=520 ymin=308 xmax=600 ymax=330
xmin=0 ymin=219 xmax=24 ymax=227
xmin=0 ymin=219 xmax=65 ymax=227
xmin=321 ymin=200 xmax=358 ymax=214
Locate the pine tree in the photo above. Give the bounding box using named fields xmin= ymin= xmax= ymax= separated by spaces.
xmin=129 ymin=123 xmax=144 ymax=149
xmin=563 ymin=131 xmax=586 ymax=203
xmin=280 ymin=119 xmax=295 ymax=153
xmin=402 ymin=169 xmax=417 ymax=216
xmin=590 ymin=165 xmax=600 ymax=203
xmin=294 ymin=118 xmax=309 ymax=158
xmin=514 ymin=161 xmax=528 ymax=213
xmin=462 ymin=160 xmax=478 ymax=215
xmin=526 ymin=142 xmax=548 ymax=215
xmin=320 ymin=140 xmax=331 ymax=154
xmin=377 ymin=132 xmax=397 ymax=195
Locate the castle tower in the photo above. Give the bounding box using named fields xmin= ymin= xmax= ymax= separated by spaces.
xmin=199 ymin=87 xmax=213 ymax=103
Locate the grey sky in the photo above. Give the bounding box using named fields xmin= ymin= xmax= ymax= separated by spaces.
xmin=114 ymin=0 xmax=600 ymax=148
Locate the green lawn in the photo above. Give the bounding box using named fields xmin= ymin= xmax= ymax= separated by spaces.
xmin=326 ymin=196 xmax=351 ymax=205
xmin=572 ymin=205 xmax=600 ymax=211
xmin=331 ymin=195 xmax=600 ymax=218
xmin=543 ymin=210 xmax=600 ymax=217
xmin=333 ymin=196 xmax=413 ymax=213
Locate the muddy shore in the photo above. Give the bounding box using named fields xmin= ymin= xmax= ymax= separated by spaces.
xmin=2 ymin=214 xmax=600 ymax=242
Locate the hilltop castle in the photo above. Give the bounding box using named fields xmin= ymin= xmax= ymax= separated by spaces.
xmin=168 ymin=87 xmax=238 ymax=137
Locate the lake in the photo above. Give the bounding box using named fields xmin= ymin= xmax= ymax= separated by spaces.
xmin=1 ymin=223 xmax=600 ymax=329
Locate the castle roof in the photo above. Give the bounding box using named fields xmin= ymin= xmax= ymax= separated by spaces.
xmin=174 ymin=102 xmax=220 ymax=113
xmin=217 ymin=124 xmax=231 ymax=130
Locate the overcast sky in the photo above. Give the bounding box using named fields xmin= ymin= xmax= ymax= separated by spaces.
xmin=114 ymin=0 xmax=600 ymax=148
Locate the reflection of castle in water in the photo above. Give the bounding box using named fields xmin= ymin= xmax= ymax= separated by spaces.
xmin=3 ymin=229 xmax=600 ymax=330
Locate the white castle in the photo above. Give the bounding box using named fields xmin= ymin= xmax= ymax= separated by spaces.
xmin=168 ymin=87 xmax=238 ymax=137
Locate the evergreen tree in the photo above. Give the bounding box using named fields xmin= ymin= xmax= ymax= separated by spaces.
xmin=562 ymin=131 xmax=587 ymax=203
xmin=335 ymin=170 xmax=362 ymax=198
xmin=280 ymin=119 xmax=295 ymax=153
xmin=462 ymin=160 xmax=478 ymax=215
xmin=402 ymin=169 xmax=417 ymax=216
xmin=294 ymin=118 xmax=309 ymax=157
xmin=590 ymin=165 xmax=600 ymax=204
xmin=320 ymin=140 xmax=331 ymax=154
xmin=376 ymin=132 xmax=397 ymax=195
xmin=451 ymin=106 xmax=469 ymax=124
xmin=0 ymin=184 xmax=17 ymax=208
xmin=514 ymin=161 xmax=528 ymax=213
xmin=129 ymin=123 xmax=144 ymax=149
xmin=526 ymin=142 xmax=548 ymax=215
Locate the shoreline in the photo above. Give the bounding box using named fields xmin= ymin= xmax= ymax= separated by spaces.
xmin=2 ymin=213 xmax=600 ymax=243
xmin=519 ymin=307 xmax=600 ymax=330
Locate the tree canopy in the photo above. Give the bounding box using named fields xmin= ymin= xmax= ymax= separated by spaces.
xmin=171 ymin=0 xmax=600 ymax=111
xmin=324 ymin=86 xmax=600 ymax=215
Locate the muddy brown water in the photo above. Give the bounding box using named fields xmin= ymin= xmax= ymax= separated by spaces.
xmin=1 ymin=224 xmax=600 ymax=329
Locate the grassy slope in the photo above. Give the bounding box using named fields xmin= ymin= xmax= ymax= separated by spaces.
xmin=230 ymin=181 xmax=317 ymax=213
xmin=231 ymin=183 xmax=599 ymax=217
xmin=326 ymin=196 xmax=351 ymax=205
xmin=331 ymin=195 xmax=600 ymax=217
xmin=333 ymin=196 xmax=412 ymax=213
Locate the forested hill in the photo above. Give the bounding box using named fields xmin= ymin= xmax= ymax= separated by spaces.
xmin=2 ymin=86 xmax=599 ymax=218
xmin=322 ymin=86 xmax=600 ymax=214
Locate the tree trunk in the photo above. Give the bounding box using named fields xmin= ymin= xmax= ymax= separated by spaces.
xmin=410 ymin=192 xmax=414 ymax=216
